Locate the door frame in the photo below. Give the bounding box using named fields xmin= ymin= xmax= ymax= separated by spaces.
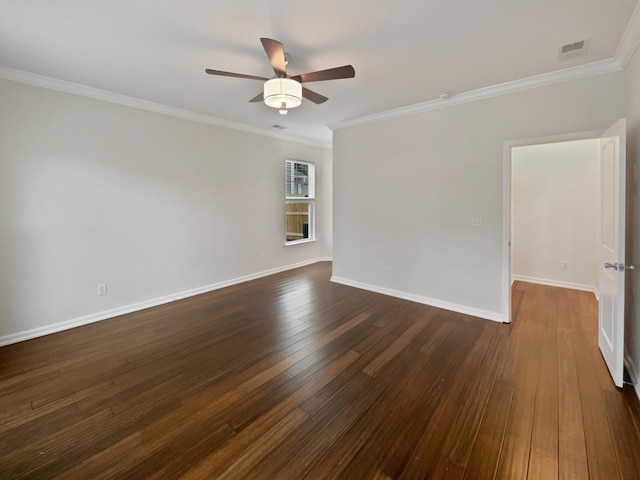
xmin=502 ymin=129 xmax=604 ymax=323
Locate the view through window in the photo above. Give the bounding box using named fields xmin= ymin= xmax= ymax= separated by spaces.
xmin=285 ymin=160 xmax=315 ymax=244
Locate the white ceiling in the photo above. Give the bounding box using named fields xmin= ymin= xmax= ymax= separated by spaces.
xmin=0 ymin=0 xmax=638 ymax=145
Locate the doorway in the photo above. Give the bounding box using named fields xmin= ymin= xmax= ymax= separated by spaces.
xmin=503 ymin=121 xmax=628 ymax=388
xmin=502 ymin=130 xmax=603 ymax=324
xmin=512 ymin=139 xmax=600 ymax=292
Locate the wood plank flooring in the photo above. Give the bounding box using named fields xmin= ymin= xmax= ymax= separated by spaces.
xmin=1 ymin=262 xmax=639 ymax=479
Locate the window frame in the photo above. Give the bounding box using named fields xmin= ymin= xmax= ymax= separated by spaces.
xmin=285 ymin=159 xmax=316 ymax=246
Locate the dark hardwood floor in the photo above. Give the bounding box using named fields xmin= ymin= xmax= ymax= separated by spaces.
xmin=1 ymin=262 xmax=639 ymax=479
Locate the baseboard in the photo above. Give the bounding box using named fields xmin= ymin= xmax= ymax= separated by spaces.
xmin=0 ymin=257 xmax=333 ymax=348
xmin=512 ymin=274 xmax=599 ymax=299
xmin=625 ymin=354 xmax=640 ymax=402
xmin=330 ymin=276 xmax=503 ymax=323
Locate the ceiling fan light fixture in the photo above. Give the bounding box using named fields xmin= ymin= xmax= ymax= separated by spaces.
xmin=264 ymin=78 xmax=302 ymax=111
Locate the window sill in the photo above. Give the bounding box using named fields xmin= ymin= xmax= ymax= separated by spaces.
xmin=285 ymin=238 xmax=316 ymax=247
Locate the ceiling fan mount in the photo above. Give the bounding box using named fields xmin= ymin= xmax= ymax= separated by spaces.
xmin=205 ymin=38 xmax=355 ymax=114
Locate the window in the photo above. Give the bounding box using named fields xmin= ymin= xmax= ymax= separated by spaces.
xmin=285 ymin=160 xmax=315 ymax=244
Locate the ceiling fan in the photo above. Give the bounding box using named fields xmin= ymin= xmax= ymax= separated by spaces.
xmin=205 ymin=38 xmax=355 ymax=115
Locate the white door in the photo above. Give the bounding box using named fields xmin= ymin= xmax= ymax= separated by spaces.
xmin=598 ymin=119 xmax=626 ymax=388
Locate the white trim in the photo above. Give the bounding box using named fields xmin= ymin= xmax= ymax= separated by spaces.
xmin=502 ymin=129 xmax=604 ymax=324
xmin=0 ymin=257 xmax=332 ymax=347
xmin=615 ymin=0 xmax=640 ymax=68
xmin=511 ymin=275 xmax=599 ymax=298
xmin=503 ymin=130 xmax=604 ymax=149
xmin=330 ymin=276 xmax=503 ymax=323
xmin=502 ymin=141 xmax=512 ymax=323
xmin=0 ymin=65 xmax=331 ymax=149
xmin=285 ymin=238 xmax=316 ymax=246
xmin=1 ymin=52 xmax=628 ymax=148
xmin=329 ymin=59 xmax=622 ymax=131
xmin=625 ymin=353 xmax=640 ymax=402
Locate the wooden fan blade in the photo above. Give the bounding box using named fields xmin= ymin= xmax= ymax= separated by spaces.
xmin=260 ymin=38 xmax=287 ymax=77
xmin=249 ymin=92 xmax=264 ymax=103
xmin=302 ymin=87 xmax=328 ymax=104
xmin=291 ymin=65 xmax=355 ymax=83
xmin=205 ymin=69 xmax=269 ymax=81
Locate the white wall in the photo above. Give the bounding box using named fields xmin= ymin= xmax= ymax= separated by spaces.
xmin=511 ymin=140 xmax=600 ymax=293
xmin=625 ymin=43 xmax=640 ymax=396
xmin=0 ymin=78 xmax=332 ymax=344
xmin=332 ymin=71 xmax=626 ymax=321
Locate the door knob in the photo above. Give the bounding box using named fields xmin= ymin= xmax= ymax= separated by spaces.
xmin=604 ymin=263 xmax=636 ymax=271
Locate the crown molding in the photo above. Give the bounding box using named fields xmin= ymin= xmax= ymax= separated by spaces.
xmin=616 ymin=0 xmax=640 ymax=67
xmin=0 ymin=66 xmax=330 ymax=149
xmin=329 ymin=58 xmax=623 ymax=131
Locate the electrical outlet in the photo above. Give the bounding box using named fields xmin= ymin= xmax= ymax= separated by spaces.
xmin=260 ymin=252 xmax=265 ymax=261
xmin=561 ymin=260 xmax=569 ymax=270
xmin=387 ymin=266 xmax=393 ymax=276
xmin=472 ymin=217 xmax=483 ymax=228
xmin=97 ymin=283 xmax=107 ymax=296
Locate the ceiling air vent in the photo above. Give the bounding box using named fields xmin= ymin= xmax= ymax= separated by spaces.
xmin=559 ymin=39 xmax=588 ymax=59
xmin=271 ymin=124 xmax=287 ymax=130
